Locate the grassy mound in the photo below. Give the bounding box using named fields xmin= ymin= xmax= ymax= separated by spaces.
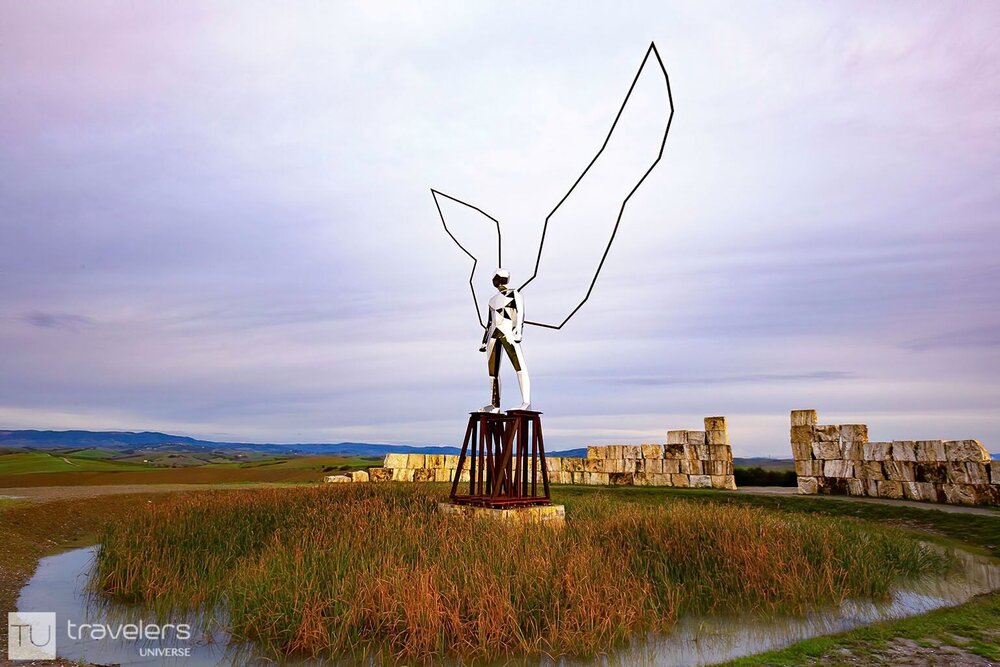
xmin=94 ymin=485 xmax=949 ymax=662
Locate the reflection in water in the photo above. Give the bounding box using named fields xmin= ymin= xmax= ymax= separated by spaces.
xmin=17 ymin=544 xmax=1000 ymax=667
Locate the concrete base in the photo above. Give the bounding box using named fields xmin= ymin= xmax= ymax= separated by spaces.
xmin=437 ymin=502 xmax=566 ymax=526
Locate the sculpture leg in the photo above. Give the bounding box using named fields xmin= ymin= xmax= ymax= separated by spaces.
xmin=503 ymin=339 xmax=531 ymax=411
xmin=481 ymin=338 xmax=502 ymax=413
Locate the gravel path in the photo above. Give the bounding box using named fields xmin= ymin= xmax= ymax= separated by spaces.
xmin=737 ymin=486 xmax=1000 ymax=517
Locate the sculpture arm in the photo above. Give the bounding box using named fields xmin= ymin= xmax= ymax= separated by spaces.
xmin=480 ymin=306 xmax=496 ymax=350
xmin=513 ymin=290 xmax=524 ymax=342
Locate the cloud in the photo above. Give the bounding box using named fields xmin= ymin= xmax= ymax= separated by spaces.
xmin=21 ymin=312 xmax=93 ymax=332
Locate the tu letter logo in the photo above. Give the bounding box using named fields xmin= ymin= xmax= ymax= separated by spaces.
xmin=7 ymin=612 xmax=56 ymax=660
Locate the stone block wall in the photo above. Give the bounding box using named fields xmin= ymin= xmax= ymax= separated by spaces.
xmin=327 ymin=416 xmax=736 ymax=490
xmin=790 ymin=409 xmax=999 ymax=506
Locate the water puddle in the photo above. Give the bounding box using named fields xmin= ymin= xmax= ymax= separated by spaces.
xmin=17 ymin=544 xmax=1000 ymax=666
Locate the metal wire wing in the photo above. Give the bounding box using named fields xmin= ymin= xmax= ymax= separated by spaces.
xmin=431 ymin=188 xmax=503 ymax=329
xmin=518 ymin=42 xmax=675 ymax=329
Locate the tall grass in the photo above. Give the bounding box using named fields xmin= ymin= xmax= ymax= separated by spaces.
xmin=94 ymin=485 xmax=949 ymax=662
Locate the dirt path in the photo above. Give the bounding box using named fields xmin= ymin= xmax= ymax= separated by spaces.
xmin=738 ymin=486 xmax=1000 ymax=517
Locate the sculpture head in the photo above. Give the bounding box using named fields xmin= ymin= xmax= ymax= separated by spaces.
xmin=492 ymin=268 xmax=510 ymax=290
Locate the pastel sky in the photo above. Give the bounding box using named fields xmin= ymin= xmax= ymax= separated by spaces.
xmin=2 ymin=1 xmax=998 ymax=455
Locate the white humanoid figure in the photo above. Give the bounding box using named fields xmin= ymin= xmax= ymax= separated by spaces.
xmin=478 ymin=268 xmax=531 ymax=413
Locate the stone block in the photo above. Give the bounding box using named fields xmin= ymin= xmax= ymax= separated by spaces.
xmin=797 ymin=476 xmax=819 ymax=494
xmin=992 ymin=462 xmax=1000 ymax=486
xmin=814 ymin=425 xmax=841 ymax=443
xmin=863 ymin=441 xmax=892 ymax=461
xmin=392 ymin=468 xmax=415 ymax=482
xmin=406 ymin=454 xmax=426 ymax=469
xmin=883 ymin=460 xmax=916 ymax=482
xmin=458 ymin=468 xmax=471 ymax=483
xmin=722 ymin=474 xmax=738 ymax=490
xmin=694 ymin=444 xmax=711 ymax=461
xmin=587 ymin=445 xmax=607 ymax=459
xmin=915 ymin=440 xmax=946 ymax=462
xmin=368 ymin=467 xmax=392 ymax=483
xmin=350 ymin=470 xmax=370 ymax=483
xmin=687 ymin=431 xmax=707 ymax=446
xmin=681 ymin=459 xmax=704 ymax=475
xmin=413 ymin=468 xmax=435 ymax=482
xmin=791 ymin=409 xmax=817 ymax=427
xmin=690 ymin=474 xmax=713 ymax=489
xmin=642 ymin=444 xmax=664 ymax=459
xmin=631 ymin=472 xmax=650 ymax=486
xmin=584 ymin=458 xmax=605 ymax=473
xmin=563 ymin=458 xmax=584 ymax=473
xmin=790 ymin=426 xmax=814 ymax=445
xmin=877 ymin=480 xmax=904 ymax=499
xmin=642 ymin=459 xmax=663 ymax=474
xmin=842 ymin=441 xmax=864 ymax=460
xmin=444 ymin=455 xmax=459 ymax=468
xmin=795 ymin=460 xmax=821 ymax=477
xmin=824 ymin=459 xmax=853 ymax=478
xmin=966 ymin=462 xmax=990 ymax=485
xmin=945 ymin=462 xmax=971 ymax=484
xmin=791 ymin=441 xmax=813 ymax=461
xmin=710 ymin=445 xmax=733 ymax=461
xmin=671 ymin=473 xmax=691 ymax=488
xmin=609 ymin=472 xmax=635 ymax=486
xmin=707 ymin=460 xmax=734 ymax=476
xmin=857 ymin=461 xmax=885 ymax=481
xmin=662 ymin=459 xmax=681 ymax=475
xmin=704 ymin=416 xmax=727 ymax=431
xmin=624 ymin=458 xmax=641 ymax=473
xmin=812 ymin=441 xmax=842 ymax=460
xmin=945 ymin=440 xmax=989 ymax=463
xmin=384 ymin=453 xmax=408 ymax=469
xmin=891 ymin=441 xmax=917 ymax=462
xmin=622 ymin=445 xmax=642 ymax=459
xmin=588 ymin=472 xmax=610 ymax=486
xmin=648 ymin=473 xmax=672 ymax=486
xmin=915 ymin=462 xmax=948 ymax=485
xmin=425 ymin=454 xmax=444 ymax=469
xmin=709 ymin=474 xmax=731 ymax=490
xmin=847 ymin=479 xmax=866 ymax=496
xmin=706 ymin=429 xmax=728 ymax=445
xmin=434 ymin=468 xmax=451 ymax=482
xmin=667 ymin=430 xmax=688 ymax=445
xmin=865 ymin=479 xmax=879 ymax=497
xmin=545 ymin=457 xmax=562 ymax=472
xmin=663 ymin=443 xmax=686 ymax=459
xmin=324 ymin=474 xmax=351 ymax=483
xmin=941 ymin=484 xmax=978 ymax=505
xmin=841 ymin=424 xmax=869 ymax=444
xmin=903 ymin=481 xmax=935 ymax=502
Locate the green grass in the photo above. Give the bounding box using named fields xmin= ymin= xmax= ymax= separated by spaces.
xmin=95 ymin=484 xmax=949 ymax=662
xmin=0 ymin=451 xmax=156 ymax=474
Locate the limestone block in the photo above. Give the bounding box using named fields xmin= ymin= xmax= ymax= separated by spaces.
xmin=915 ymin=462 xmax=948 ymax=485
xmin=823 ymin=459 xmax=854 ymax=478
xmin=847 ymin=479 xmax=866 ymax=496
xmin=663 ymin=459 xmax=681 ymax=475
xmin=797 ymin=476 xmax=819 ymax=495
xmin=632 ymin=472 xmax=650 ymax=486
xmin=883 ymin=461 xmax=916 ymax=482
xmin=588 ymin=472 xmax=610 ymax=486
xmin=706 ymin=430 xmax=729 ymax=446
xmin=425 ymin=454 xmax=444 ymax=469
xmin=945 ymin=462 xmax=971 ymax=484
xmin=384 ymin=453 xmax=408 ymax=469
xmin=812 ymin=442 xmax=842 ymax=460
xmin=704 ymin=416 xmax=727 ymax=431
xmin=795 ymin=460 xmax=819 ymax=477
xmin=687 ymin=431 xmax=707 ymax=446
xmin=791 ymin=441 xmax=813 ymax=461
xmin=663 ymin=443 xmax=686 ymax=459
xmin=546 ymin=457 xmax=562 ymax=472
xmin=791 ymin=410 xmax=817 ymax=427
xmin=915 ymin=440 xmax=946 ymax=462
xmin=642 ymin=459 xmax=663 ymax=474
xmin=609 ymin=472 xmax=635 ymax=486
xmin=857 ymin=461 xmax=886 ymax=481
xmin=667 ymin=430 xmax=688 ymax=445
xmin=392 ymin=468 xmax=415 ymax=482
xmin=413 ymin=468 xmax=435 ymax=482
xmin=648 ymin=473 xmax=672 ymax=486
xmin=814 ymin=425 xmax=841 ymax=443
xmin=325 ymin=474 xmax=351 ymax=483
xmin=841 ymin=424 xmax=869 ymax=444
xmin=571 ymin=471 xmax=586 ymax=485
xmin=945 ymin=440 xmax=989 ymax=463
xmin=710 ymin=474 xmax=732 ymax=490
xmin=444 ymin=455 xmax=460 ymax=469
xmin=350 ymin=470 xmax=370 ymax=483
xmin=903 ymin=482 xmax=935 ymax=502
xmin=992 ymin=463 xmax=1000 ymax=486
xmin=966 ymin=462 xmax=990 ymax=485
xmin=690 ymin=474 xmax=713 ymax=489
xmin=941 ymin=484 xmax=978 ymax=505
xmin=622 ymin=445 xmax=642 ymax=460
xmin=407 ymin=454 xmax=426 ymax=469
xmin=587 ymin=445 xmax=607 ymax=459
xmin=790 ymin=426 xmax=814 ymax=445
xmin=722 ymin=474 xmax=738 ymax=490
xmin=584 ymin=458 xmax=605 ymax=473
xmin=458 ymin=469 xmax=470 ymax=483
xmin=681 ymin=459 xmax=704 ymax=475
xmin=707 ymin=460 xmax=734 ymax=476
xmin=877 ymin=480 xmax=904 ymax=499
xmin=863 ymin=442 xmax=892 ymax=461
xmin=710 ymin=445 xmax=733 ymax=461
xmin=865 ymin=479 xmax=879 ymax=497
xmin=842 ymin=442 xmax=864 ymax=460
xmin=368 ymin=467 xmax=392 ymax=483
xmin=434 ymin=468 xmax=451 ymax=483
xmin=642 ymin=444 xmax=664 ymax=459
xmin=683 ymin=444 xmax=700 ymax=460
xmin=891 ymin=441 xmax=917 ymax=462
xmin=671 ymin=473 xmax=691 ymax=488
xmin=563 ymin=458 xmax=584 ymax=473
